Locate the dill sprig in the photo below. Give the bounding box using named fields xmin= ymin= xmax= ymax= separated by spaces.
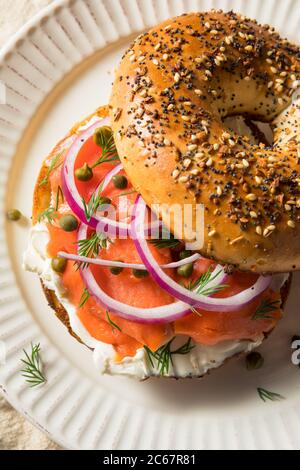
xmin=37 ymin=206 xmax=58 ymax=224
xmin=149 ymin=234 xmax=181 ymax=250
xmin=81 ymin=183 xmax=110 ymax=221
xmin=21 ymin=343 xmax=46 ymax=388
xmin=79 ymin=288 xmax=90 ymax=308
xmin=252 ymin=298 xmax=280 ymax=321
xmin=187 ymin=267 xmax=228 ymax=296
xmin=92 ymin=128 xmax=119 ymax=168
xmin=257 ymin=387 xmax=285 ymax=402
xmin=39 ymin=150 xmax=64 ymax=187
xmin=76 ymin=232 xmax=108 ymax=269
xmin=106 ymin=311 xmax=122 ymax=332
xmin=144 ymin=337 xmax=195 ymax=376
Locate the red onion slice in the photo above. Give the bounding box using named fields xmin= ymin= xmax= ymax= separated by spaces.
xmin=61 ymin=118 xmax=129 ymax=237
xmin=78 ymin=223 xmax=193 ymax=323
xmin=58 ymin=251 xmax=201 ymax=270
xmin=131 ymin=196 xmax=272 ymax=312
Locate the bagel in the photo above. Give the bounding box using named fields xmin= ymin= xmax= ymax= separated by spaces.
xmin=109 ymin=9 xmax=300 ymax=273
xmin=24 ymin=106 xmax=292 ymax=379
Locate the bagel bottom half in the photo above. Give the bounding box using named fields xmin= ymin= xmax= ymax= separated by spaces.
xmin=31 ymin=106 xmax=292 ymax=379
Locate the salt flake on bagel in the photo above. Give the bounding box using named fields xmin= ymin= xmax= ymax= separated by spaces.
xmin=109 ymin=10 xmax=300 ymax=273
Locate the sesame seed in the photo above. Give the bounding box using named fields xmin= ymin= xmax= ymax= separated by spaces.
xmin=216 ymin=186 xmax=222 ymax=196
xmin=268 ymin=156 xmax=277 ymax=163
xmin=267 ymin=225 xmax=276 ymax=232
xmin=181 ymin=115 xmax=191 ymax=122
xmin=138 ymin=56 xmax=146 ymax=63
xmin=268 ymin=81 xmax=274 ymax=88
xmin=213 ymin=143 xmax=220 ymax=151
xmin=174 ymin=72 xmax=180 ymax=83
xmin=195 ymin=152 xmax=205 ymax=159
xmin=287 ymin=220 xmax=296 ymax=228
xmin=178 ymin=176 xmax=188 ymax=183
xmin=164 ymin=138 xmax=171 ymax=146
xmin=210 ymin=30 xmax=219 ymax=35
xmin=187 ymin=144 xmax=198 ymax=152
xmin=270 ymin=66 xmax=277 ymax=74
xmin=205 ymin=22 xmax=211 ymax=29
xmin=266 ymin=58 xmax=273 ymax=64
xmin=129 ymin=55 xmax=136 ymax=62
xmin=167 ymin=104 xmax=175 ymax=111
xmin=246 ymin=193 xmax=257 ymax=202
xmin=208 ymin=229 xmax=217 ymax=238
xmin=163 ymin=53 xmax=169 ymax=61
xmin=245 ymin=45 xmax=253 ymax=51
xmin=278 ymin=97 xmax=284 ymax=105
xmin=191 ymin=169 xmax=199 ymax=176
xmin=152 ymin=59 xmax=159 ymax=65
xmin=242 ymin=159 xmax=249 ymax=168
xmin=183 ymin=158 xmax=192 ymax=169
xmin=205 ymin=70 xmax=212 ymax=77
xmin=250 ymin=211 xmax=258 ymax=218
xmin=172 ymin=169 xmax=180 ymax=179
xmin=256 ymin=226 xmax=262 ymax=235
xmin=225 ymin=36 xmax=233 ymax=45
xmin=255 ymin=176 xmax=262 ymax=184
xmin=195 ymin=89 xmax=203 ymax=96
xmin=263 ymin=228 xmax=270 ymax=237
xmin=206 ymin=158 xmax=213 ymax=167
xmin=285 ymin=204 xmax=292 ymax=211
xmin=238 ymin=32 xmax=245 ymax=38
xmin=228 ymin=139 xmax=236 ymax=147
xmin=154 ymin=43 xmax=161 ymax=51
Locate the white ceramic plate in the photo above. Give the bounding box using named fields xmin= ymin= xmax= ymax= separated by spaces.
xmin=1 ymin=0 xmax=300 ymax=450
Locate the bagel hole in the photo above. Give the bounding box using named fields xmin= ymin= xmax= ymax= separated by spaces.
xmin=223 ymin=116 xmax=273 ymax=146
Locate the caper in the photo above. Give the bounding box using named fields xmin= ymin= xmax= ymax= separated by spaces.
xmin=112 ymin=175 xmax=128 ymax=190
xmin=179 ymin=250 xmax=192 ymax=260
xmin=177 ymin=263 xmax=194 ymax=278
xmin=93 ymin=126 xmax=113 ymax=147
xmin=51 ymin=257 xmax=67 ymax=274
xmin=59 ymin=214 xmax=78 ymax=232
xmin=75 ymin=163 xmax=93 ymax=182
xmin=100 ymin=197 xmax=112 ymax=206
xmin=6 ymin=209 xmax=22 ymax=221
xmin=246 ymin=352 xmax=264 ymax=371
xmin=132 ymin=269 xmax=149 ymax=279
xmin=109 ymin=261 xmax=124 ymax=276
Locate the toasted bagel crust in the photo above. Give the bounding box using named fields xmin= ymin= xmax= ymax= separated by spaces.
xmin=109 ymin=10 xmax=300 ymax=273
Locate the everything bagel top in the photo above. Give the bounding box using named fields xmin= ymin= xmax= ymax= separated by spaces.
xmin=109 ymin=10 xmax=300 ymax=273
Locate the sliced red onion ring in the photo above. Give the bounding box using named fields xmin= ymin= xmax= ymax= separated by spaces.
xmin=62 ymin=118 xmax=129 ymax=237
xmin=58 ymin=251 xmax=201 ymax=270
xmin=131 ymin=196 xmax=272 ymax=312
xmin=78 ymin=223 xmax=193 ymax=323
xmin=62 ymin=120 xmax=161 ymax=238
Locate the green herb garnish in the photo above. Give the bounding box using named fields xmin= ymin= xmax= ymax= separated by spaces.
xmin=39 ymin=151 xmax=64 ymax=187
xmin=106 ymin=311 xmax=122 ymax=332
xmin=144 ymin=337 xmax=195 ymax=376
xmin=79 ymin=288 xmax=90 ymax=308
xmin=257 ymin=387 xmax=285 ymax=402
xmin=37 ymin=206 xmax=58 ymax=224
xmin=77 ymin=232 xmax=108 ymax=269
xmin=187 ymin=267 xmax=228 ymax=296
xmin=149 ymin=235 xmax=181 ymax=250
xmin=92 ymin=128 xmax=119 ymax=168
xmin=81 ymin=183 xmax=111 ymax=221
xmin=252 ymin=298 xmax=280 ymax=321
xmin=21 ymin=343 xmax=46 ymax=388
